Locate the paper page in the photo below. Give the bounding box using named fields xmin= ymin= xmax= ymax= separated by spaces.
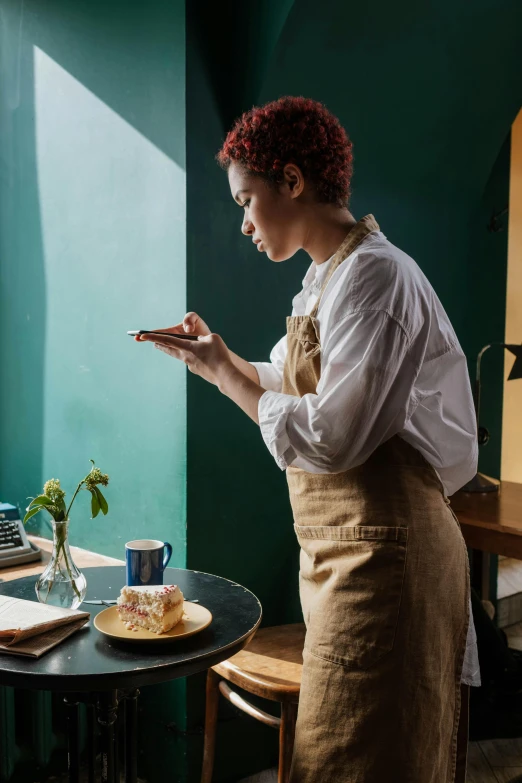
xmin=0 ymin=595 xmax=89 ymax=644
xmin=0 ymin=616 xmax=89 ymax=658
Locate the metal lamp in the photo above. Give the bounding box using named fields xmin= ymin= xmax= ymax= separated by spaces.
xmin=460 ymin=342 xmax=522 ymax=493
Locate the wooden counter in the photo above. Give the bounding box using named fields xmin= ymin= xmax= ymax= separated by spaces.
xmin=451 ymin=481 xmax=522 ymax=559
xmin=451 ymin=480 xmax=522 ymax=600
xmin=0 ymin=536 xmax=123 ymax=583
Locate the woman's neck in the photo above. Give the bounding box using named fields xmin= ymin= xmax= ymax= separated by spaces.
xmin=301 ymin=206 xmax=357 ymax=265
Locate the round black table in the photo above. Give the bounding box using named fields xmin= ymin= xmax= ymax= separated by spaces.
xmin=0 ymin=566 xmax=262 ymax=783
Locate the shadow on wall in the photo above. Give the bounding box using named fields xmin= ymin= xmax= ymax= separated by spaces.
xmin=190 ymin=0 xmax=295 ymax=130
xmin=27 ymin=0 xmax=185 ymax=167
xmin=0 ymin=11 xmax=46 ymax=532
xmin=468 ymin=134 xmax=512 ymax=481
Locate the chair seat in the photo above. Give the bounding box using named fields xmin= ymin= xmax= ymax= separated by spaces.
xmin=212 ymin=623 xmax=305 ymax=703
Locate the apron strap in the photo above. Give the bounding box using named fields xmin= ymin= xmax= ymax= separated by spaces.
xmin=310 ymin=214 xmax=380 ymax=319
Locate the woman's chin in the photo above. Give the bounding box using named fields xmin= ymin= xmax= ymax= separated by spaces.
xmin=269 ymin=250 xmax=293 ymax=263
xmin=265 ymin=247 xmax=286 ymax=262
xmin=261 ymin=243 xmax=291 ymax=262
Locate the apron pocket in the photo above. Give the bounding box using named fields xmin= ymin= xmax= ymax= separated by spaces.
xmin=295 ymin=524 xmax=408 ymax=669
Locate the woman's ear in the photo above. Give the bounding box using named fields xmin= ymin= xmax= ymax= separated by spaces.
xmin=282 ymin=164 xmax=305 ymax=199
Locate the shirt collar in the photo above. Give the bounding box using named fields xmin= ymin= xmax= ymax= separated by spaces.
xmin=301 ymin=215 xmax=380 ymax=291
xmin=302 ymin=254 xmax=335 ymax=290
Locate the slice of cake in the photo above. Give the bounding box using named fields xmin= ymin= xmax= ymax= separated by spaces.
xmin=117 ymin=585 xmax=184 ymax=634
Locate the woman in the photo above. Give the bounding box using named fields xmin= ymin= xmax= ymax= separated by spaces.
xmin=138 ymin=97 xmax=480 ymax=782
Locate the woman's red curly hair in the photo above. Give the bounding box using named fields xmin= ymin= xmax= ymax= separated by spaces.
xmin=217 ymin=96 xmax=353 ymax=207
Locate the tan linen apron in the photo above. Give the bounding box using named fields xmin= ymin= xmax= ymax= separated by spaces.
xmin=283 ymin=216 xmax=470 ymax=783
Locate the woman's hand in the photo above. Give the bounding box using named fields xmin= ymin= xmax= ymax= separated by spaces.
xmin=138 ymin=316 xmax=235 ymax=390
xmin=137 ymin=311 xmax=265 ymax=422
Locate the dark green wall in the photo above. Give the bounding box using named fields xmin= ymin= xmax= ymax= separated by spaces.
xmin=186 ymin=0 xmax=522 ymax=592
xmin=257 ymin=0 xmax=521 ymax=478
xmin=185 ymin=1 xmax=521 ymax=780
xmin=0 ymin=0 xmax=187 ymax=561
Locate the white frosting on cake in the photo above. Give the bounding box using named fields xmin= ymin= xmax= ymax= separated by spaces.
xmin=118 ymin=584 xmax=183 ymax=605
xmin=117 ymin=584 xmax=184 ymax=634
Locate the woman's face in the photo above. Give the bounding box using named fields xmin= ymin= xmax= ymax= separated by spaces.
xmin=228 ymin=162 xmax=305 ymax=262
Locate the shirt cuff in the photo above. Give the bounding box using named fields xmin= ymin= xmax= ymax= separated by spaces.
xmin=258 ymin=390 xmax=299 ymax=470
xmin=250 ymin=362 xmax=283 ymax=393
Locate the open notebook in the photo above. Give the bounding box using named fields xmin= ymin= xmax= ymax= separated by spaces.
xmin=0 ymin=595 xmax=90 ymax=658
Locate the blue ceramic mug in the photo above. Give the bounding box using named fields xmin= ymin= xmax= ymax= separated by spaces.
xmin=125 ymin=539 xmax=172 ymax=586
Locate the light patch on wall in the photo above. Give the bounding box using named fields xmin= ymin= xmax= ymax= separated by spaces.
xmin=31 ymin=45 xmax=186 ymax=553
xmin=501 ymin=109 xmax=522 ymax=484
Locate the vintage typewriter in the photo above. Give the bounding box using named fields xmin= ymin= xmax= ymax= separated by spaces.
xmin=0 ymin=502 xmax=42 ymax=568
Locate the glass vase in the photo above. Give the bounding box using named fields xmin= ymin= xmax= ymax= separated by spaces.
xmin=35 ymin=520 xmax=87 ymax=609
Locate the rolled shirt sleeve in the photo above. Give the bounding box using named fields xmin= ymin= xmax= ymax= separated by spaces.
xmin=250 ymin=334 xmax=287 ymax=393
xmin=258 ymin=309 xmax=420 ymax=473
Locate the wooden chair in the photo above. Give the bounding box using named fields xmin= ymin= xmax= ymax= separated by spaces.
xmin=200 ymin=623 xmax=306 ymax=783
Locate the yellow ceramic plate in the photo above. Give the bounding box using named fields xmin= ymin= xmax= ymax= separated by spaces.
xmin=93 ymin=602 xmax=212 ymax=642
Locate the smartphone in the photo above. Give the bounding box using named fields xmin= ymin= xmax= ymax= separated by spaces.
xmin=127 ymin=330 xmax=199 ymax=341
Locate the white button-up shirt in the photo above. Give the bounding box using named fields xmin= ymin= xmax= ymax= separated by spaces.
xmin=251 ymin=229 xmax=478 ymax=497
xmin=251 ymin=227 xmax=481 ymax=687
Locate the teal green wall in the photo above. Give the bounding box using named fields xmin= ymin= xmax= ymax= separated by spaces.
xmin=0 ymin=5 xmax=188 ymax=780
xmin=0 ymin=0 xmax=187 ymax=562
